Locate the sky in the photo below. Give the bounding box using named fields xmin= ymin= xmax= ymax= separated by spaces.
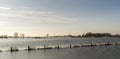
xmin=0 ymin=0 xmax=120 ymax=36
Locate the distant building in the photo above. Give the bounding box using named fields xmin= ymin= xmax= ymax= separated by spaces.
xmin=14 ymin=32 xmax=19 ymax=38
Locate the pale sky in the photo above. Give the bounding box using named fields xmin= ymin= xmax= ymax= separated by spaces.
xmin=0 ymin=0 xmax=120 ymax=36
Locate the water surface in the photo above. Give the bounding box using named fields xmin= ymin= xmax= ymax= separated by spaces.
xmin=0 ymin=37 xmax=120 ymax=59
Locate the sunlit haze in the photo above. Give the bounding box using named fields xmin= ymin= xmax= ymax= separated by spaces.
xmin=0 ymin=0 xmax=120 ymax=36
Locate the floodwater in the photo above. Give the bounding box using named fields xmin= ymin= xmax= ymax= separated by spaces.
xmin=0 ymin=37 xmax=120 ymax=59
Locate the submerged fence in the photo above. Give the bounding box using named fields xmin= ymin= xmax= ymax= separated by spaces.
xmin=1 ymin=42 xmax=120 ymax=52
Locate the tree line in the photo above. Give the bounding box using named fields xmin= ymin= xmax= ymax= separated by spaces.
xmin=63 ymin=32 xmax=120 ymax=38
xmin=81 ymin=32 xmax=120 ymax=37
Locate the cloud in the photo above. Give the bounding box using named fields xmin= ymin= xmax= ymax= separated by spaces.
xmin=0 ymin=7 xmax=12 ymax=10
xmin=0 ymin=0 xmax=16 ymax=3
xmin=0 ymin=8 xmax=79 ymax=24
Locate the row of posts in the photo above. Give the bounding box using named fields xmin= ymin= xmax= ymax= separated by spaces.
xmin=6 ymin=42 xmax=120 ymax=52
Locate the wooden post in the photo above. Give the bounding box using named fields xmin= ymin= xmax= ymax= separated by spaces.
xmin=10 ymin=47 xmax=13 ymax=51
xmin=70 ymin=44 xmax=72 ymax=48
xmin=57 ymin=44 xmax=60 ymax=49
xmin=28 ymin=46 xmax=31 ymax=50
xmin=44 ymin=45 xmax=46 ymax=49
